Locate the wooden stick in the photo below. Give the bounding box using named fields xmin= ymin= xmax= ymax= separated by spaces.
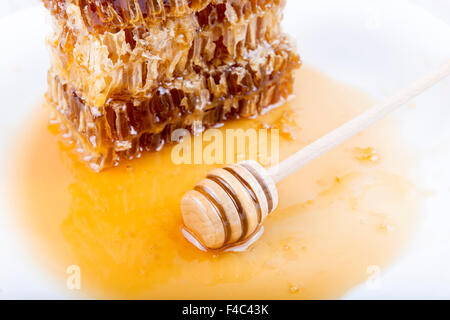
xmin=269 ymin=59 xmax=450 ymax=183
xmin=181 ymin=59 xmax=450 ymax=250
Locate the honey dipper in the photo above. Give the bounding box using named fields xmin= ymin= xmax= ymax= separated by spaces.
xmin=181 ymin=60 xmax=450 ymax=251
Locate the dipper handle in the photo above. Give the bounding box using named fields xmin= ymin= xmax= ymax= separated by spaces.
xmin=269 ymin=59 xmax=450 ymax=183
xmin=181 ymin=59 xmax=450 ymax=251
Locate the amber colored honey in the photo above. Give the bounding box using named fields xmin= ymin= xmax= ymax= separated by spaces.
xmin=12 ymin=66 xmax=420 ymax=299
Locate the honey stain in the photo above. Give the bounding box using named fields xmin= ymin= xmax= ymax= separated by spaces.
xmin=353 ymin=147 xmax=380 ymax=163
xmin=10 ymin=66 xmax=421 ymax=299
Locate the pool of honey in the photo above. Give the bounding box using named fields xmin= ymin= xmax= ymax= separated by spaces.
xmin=12 ymin=66 xmax=420 ymax=299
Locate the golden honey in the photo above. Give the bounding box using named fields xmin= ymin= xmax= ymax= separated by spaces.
xmin=11 ymin=66 xmax=420 ymax=299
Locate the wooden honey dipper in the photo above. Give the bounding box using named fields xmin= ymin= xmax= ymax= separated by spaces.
xmin=182 ymin=60 xmax=450 ymax=251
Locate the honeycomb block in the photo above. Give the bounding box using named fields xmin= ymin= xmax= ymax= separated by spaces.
xmin=43 ymin=0 xmax=282 ymax=33
xmin=47 ymin=0 xmax=285 ymax=107
xmin=42 ymin=0 xmax=301 ymax=170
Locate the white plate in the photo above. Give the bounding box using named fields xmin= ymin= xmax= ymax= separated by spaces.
xmin=0 ymin=0 xmax=449 ymax=299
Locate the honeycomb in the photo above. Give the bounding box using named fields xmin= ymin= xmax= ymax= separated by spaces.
xmin=42 ymin=0 xmax=300 ymax=170
xmin=48 ymin=1 xmax=285 ymax=107
xmin=43 ymin=0 xmax=282 ymax=33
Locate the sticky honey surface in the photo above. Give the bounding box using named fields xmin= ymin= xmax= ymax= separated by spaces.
xmin=12 ymin=66 xmax=420 ymax=299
